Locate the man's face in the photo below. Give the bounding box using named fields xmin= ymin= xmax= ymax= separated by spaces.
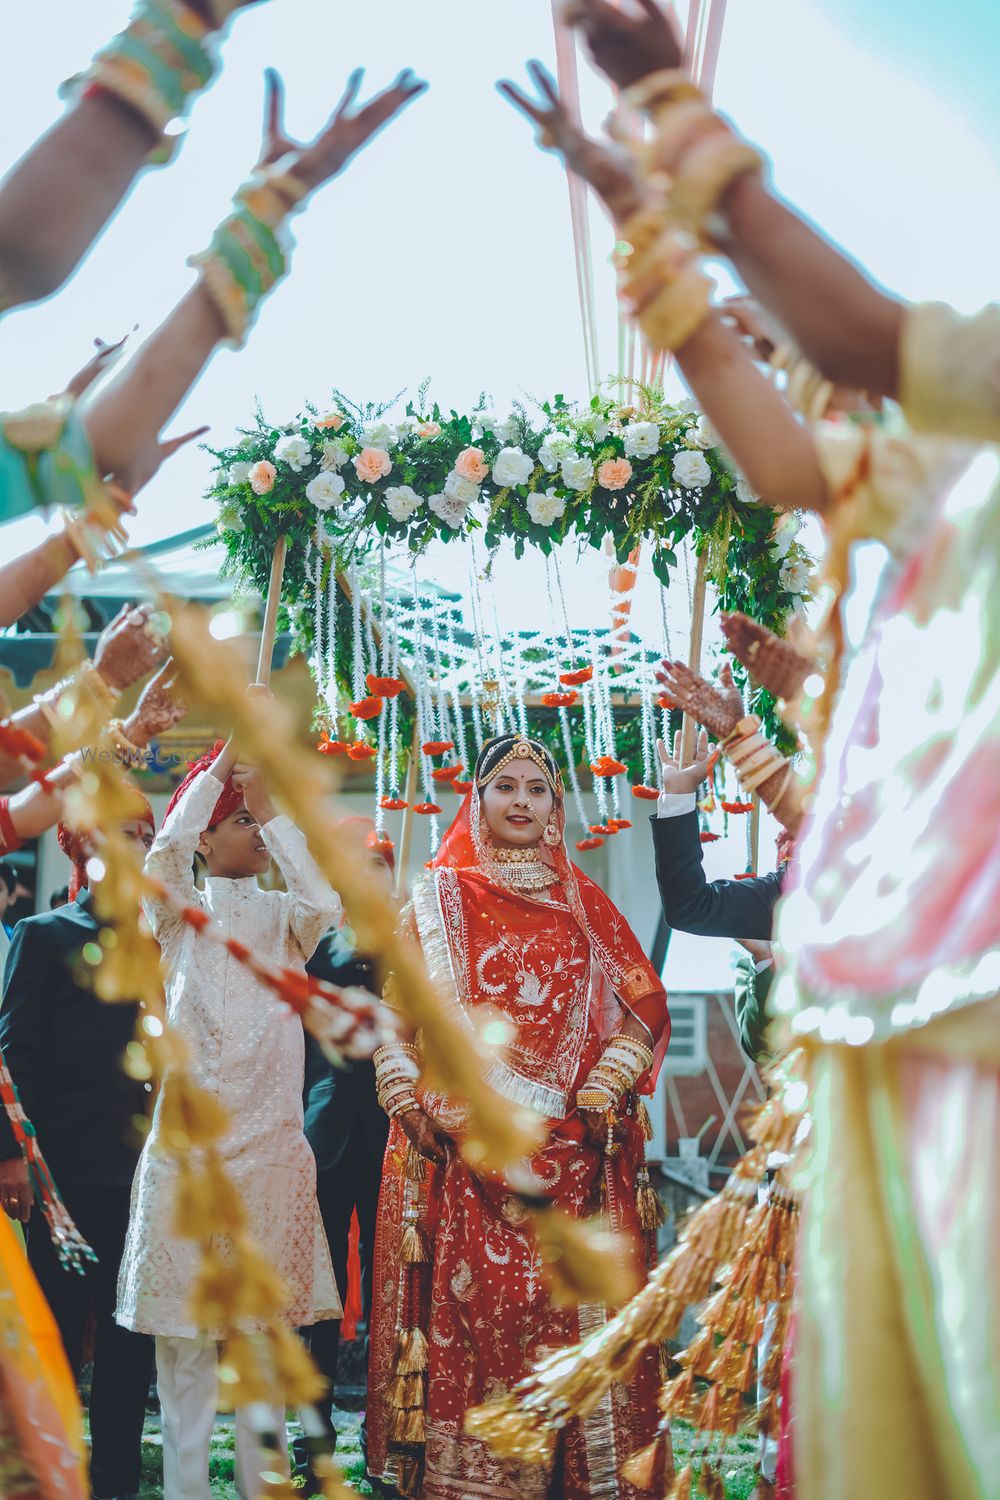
xmin=366 ymin=848 xmax=395 ymax=896
xmin=120 ymin=818 xmax=155 ymax=857
xmin=198 ymin=802 xmax=272 ymax=879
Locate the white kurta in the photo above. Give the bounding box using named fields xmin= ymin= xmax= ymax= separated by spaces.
xmin=116 ymin=770 xmax=343 ymax=1338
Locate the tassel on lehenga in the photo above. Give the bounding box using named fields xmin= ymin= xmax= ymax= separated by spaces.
xmin=386 ymin=1146 xmax=431 ymax=1497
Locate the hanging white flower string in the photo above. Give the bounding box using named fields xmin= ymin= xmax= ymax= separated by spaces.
xmin=639 ymin=655 xmax=656 ymax=790
xmin=551 ymin=552 xmax=577 ymax=669
xmin=508 ymin=625 xmax=530 ymax=738
xmin=410 ymin=564 xmax=441 ymax=851
xmin=445 ymin=603 xmax=472 ymax=776
xmin=325 ymin=546 xmax=339 ymax=732
xmin=386 ymin=602 xmax=403 ymax=801
xmin=430 ymin=598 xmax=450 ymax=744
xmin=595 ymin=638 xmax=623 ymax=820
xmin=349 ymin=561 xmax=365 ymax=733
xmin=580 ymin=668 xmax=608 ymax=824
xmin=559 ymin=706 xmax=589 ymax=836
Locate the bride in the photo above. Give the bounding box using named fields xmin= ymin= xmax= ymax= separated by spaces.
xmin=368 ymin=733 xmax=671 ymax=1499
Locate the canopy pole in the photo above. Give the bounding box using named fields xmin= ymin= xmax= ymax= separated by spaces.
xmin=254 ymin=535 xmax=287 ymax=687
xmin=680 ymin=549 xmax=708 ymax=766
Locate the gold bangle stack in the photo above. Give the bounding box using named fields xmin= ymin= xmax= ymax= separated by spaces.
xmin=614 ymin=204 xmax=714 ymax=354
xmin=624 ymin=68 xmax=706 ymax=124
xmin=375 ymin=1042 xmax=421 ymax=1119
xmin=76 ymin=660 xmax=121 ymax=717
xmin=723 ymin=715 xmax=790 ymax=798
xmin=577 ymin=1033 xmax=654 ymax=1112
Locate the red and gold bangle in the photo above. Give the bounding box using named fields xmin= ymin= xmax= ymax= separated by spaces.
xmin=0 ymin=797 xmax=23 ymax=853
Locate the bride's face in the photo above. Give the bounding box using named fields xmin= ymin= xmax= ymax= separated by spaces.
xmin=481 ymin=758 xmax=555 ymax=849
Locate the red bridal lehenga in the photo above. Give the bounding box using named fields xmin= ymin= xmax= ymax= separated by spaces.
xmin=368 ymin=784 xmax=671 ymax=1500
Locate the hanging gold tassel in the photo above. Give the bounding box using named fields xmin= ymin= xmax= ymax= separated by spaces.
xmin=621 ymin=1431 xmax=667 ymax=1489
xmin=396 ymin=1454 xmax=424 ymax=1499
xmin=400 ymin=1220 xmax=430 ymax=1265
xmin=699 ymin=1462 xmax=726 ymax=1500
xmin=637 ymin=1166 xmax=665 ymax=1230
xmin=405 ymin=1144 xmax=426 ymax=1185
xmin=666 ymin=1462 xmax=695 ymax=1498
xmin=680 ymin=1325 xmax=717 ymax=1378
xmin=395 ymin=1326 xmax=429 ymax=1376
xmin=661 ymin=1366 xmax=697 ymax=1419
xmin=385 ymin=1372 xmax=426 ymax=1410
xmin=637 ymin=1101 xmax=654 ymax=1141
xmin=527 ymin=1203 xmax=640 ymax=1307
xmin=388 ymin=1406 xmax=426 ymax=1445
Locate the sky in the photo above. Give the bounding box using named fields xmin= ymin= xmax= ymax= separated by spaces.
xmin=3 ymin=1 xmax=999 ymax=988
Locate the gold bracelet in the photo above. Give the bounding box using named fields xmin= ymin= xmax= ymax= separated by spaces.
xmin=668 ymin=133 xmax=764 ymax=248
xmin=624 ymin=68 xmax=705 ymax=121
xmin=606 ymin=1033 xmax=655 ymax=1063
xmin=577 ymin=1089 xmax=614 ymax=1110
xmin=76 ymin=660 xmax=120 ymax=716
xmin=635 ymin=263 xmax=714 ymax=353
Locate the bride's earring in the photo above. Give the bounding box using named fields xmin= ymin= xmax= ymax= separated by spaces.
xmin=543 ymin=816 xmax=561 ymax=848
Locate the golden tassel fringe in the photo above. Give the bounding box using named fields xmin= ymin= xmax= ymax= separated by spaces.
xmin=388 ymin=1406 xmax=426 ymax=1445
xmin=386 ymin=1373 xmax=426 ymax=1410
xmin=528 ymin=1204 xmax=640 ymax=1308
xmin=405 ymin=1144 xmax=426 ymax=1184
xmin=395 ymin=1326 xmax=429 ymax=1376
xmin=637 ymin=1175 xmax=665 ymax=1231
xmin=621 ymin=1433 xmax=665 ymax=1489
xmin=667 ymin=1462 xmax=695 ymax=1499
xmin=400 ymin=1221 xmax=430 ymax=1265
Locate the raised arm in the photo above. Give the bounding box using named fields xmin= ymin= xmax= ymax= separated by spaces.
xmin=233 ymin=764 xmax=341 ymax=963
xmin=82 ymin=66 xmax=426 ymax=479
xmin=498 ymin=61 xmax=829 ymax=511
xmin=563 ymin=0 xmax=905 ymax=395
xmin=0 ymin=0 xmax=267 ymax=312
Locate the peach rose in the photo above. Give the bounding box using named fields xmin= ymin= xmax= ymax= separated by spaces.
xmin=353 ymin=447 xmax=392 ymax=484
xmin=455 ymin=446 xmax=489 ymax=483
xmin=249 ymin=460 xmax=276 ymax=495
xmin=416 ymin=421 xmax=441 ymax=438
xmin=597 ymin=457 xmax=633 ymax=491
xmin=314 ymin=411 xmax=345 ymax=431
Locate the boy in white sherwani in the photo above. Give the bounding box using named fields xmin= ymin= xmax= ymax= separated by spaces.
xmin=117 ymin=734 xmax=342 ymax=1500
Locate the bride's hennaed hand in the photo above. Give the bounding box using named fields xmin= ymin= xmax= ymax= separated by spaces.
xmin=399 ymin=1106 xmax=450 ymax=1165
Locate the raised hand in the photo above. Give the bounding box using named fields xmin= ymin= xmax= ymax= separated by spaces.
xmin=94 ymin=604 xmax=168 ymax=694
xmin=656 ymin=658 xmax=744 ymax=738
xmin=58 ymin=334 xmax=130 ymax=403
xmin=123 ymin=661 xmax=187 ymax=746
xmin=655 ymin=725 xmax=715 ymax=794
xmin=720 ymin=612 xmax=814 ymax=701
xmin=498 ymin=61 xmax=642 ymax=223
xmin=719 ymin=296 xmax=783 ymax=365
xmin=562 ymin=0 xmax=683 ymax=89
xmin=230 ymin=763 xmax=277 ymax=827
xmin=109 ymin=425 xmax=209 ymax=505
xmin=257 ymin=66 xmax=427 ymax=195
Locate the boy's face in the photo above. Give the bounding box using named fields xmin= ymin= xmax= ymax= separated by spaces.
xmin=198 ymin=802 xmax=272 ymax=879
xmin=366 ymin=848 xmax=395 ymax=895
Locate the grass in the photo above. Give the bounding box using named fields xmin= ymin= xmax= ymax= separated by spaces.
xmin=114 ymin=1409 xmax=758 ymax=1497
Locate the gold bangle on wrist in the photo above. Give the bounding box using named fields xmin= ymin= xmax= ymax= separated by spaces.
xmin=624 ymin=68 xmax=705 ymax=120
xmin=669 ymin=134 xmax=764 ymax=248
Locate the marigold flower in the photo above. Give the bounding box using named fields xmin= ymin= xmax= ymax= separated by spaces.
xmin=347 ymin=743 xmax=377 ymax=761
xmin=422 ymin=740 xmax=454 ymax=756
xmin=575 ymin=837 xmax=604 ymax=851
xmin=542 ymin=691 xmax=578 ymax=708
xmin=366 ymin=674 xmax=407 ymax=698
xmin=631 ymin=785 xmax=660 ymax=801
xmin=413 ymin=802 xmax=442 ymax=815
xmin=348 ymin=696 xmax=384 ymax=721
xmin=559 ymin=666 xmax=594 ymax=686
xmin=380 ymin=796 xmax=408 ymax=811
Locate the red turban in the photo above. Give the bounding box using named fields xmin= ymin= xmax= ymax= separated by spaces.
xmin=165 ymin=740 xmax=242 ymax=831
xmin=336 ymin=815 xmax=395 ymax=870
xmin=57 ymin=792 xmax=156 ymax=901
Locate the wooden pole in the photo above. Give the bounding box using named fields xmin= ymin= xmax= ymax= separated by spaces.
xmin=255 ymin=535 xmax=287 ymax=687
xmin=680 ymin=548 xmax=709 ymax=766
xmin=749 ymin=793 xmax=761 ymax=875
xmin=395 ymin=720 xmax=421 ymax=896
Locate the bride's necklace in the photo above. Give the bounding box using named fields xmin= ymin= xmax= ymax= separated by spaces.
xmin=486 ymin=842 xmax=560 ymax=892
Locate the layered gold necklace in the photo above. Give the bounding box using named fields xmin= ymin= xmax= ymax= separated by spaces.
xmin=486 ymin=843 xmax=560 ymax=892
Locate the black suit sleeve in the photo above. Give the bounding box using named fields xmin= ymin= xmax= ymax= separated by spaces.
xmin=0 ymin=922 xmax=48 ymax=1160
xmin=650 ymin=810 xmax=781 ymax=941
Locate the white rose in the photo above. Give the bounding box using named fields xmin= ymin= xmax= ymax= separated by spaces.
xmin=622 ymin=421 xmax=661 ymax=458
xmin=560 ymin=454 xmax=594 ymax=491
xmin=686 ymin=415 xmax=716 ymax=450
xmin=395 ymin=416 xmax=418 ymax=436
xmin=492 ymin=446 xmax=534 ymax=488
xmin=589 ymin=416 xmax=611 ymax=442
xmin=320 ymin=440 xmax=350 ymax=472
xmin=539 ymin=431 xmax=575 ymax=472
xmin=494 ymin=417 xmax=519 ymax=444
xmin=362 ymin=421 xmax=397 ymax=450
xmin=217 ymin=504 xmax=245 ymax=535
xmin=275 ymin=435 xmax=312 ymax=471
xmin=429 ymin=492 xmax=469 ymax=530
xmin=735 ymin=477 xmax=759 ymax=506
xmin=672 ymin=450 xmax=712 ymax=489
xmin=771 ymin=512 xmax=802 ymax=558
xmin=444 ymin=470 xmax=480 ymax=505
xmin=475 ymin=408 xmax=499 ymax=431
xmin=305 ymin=472 xmax=346 ymax=512
xmin=779 ymin=557 xmax=811 ymax=595
xmin=274 ymin=434 xmax=312 ymax=472
xmin=674 ymin=397 xmax=699 ymax=415
xmin=384 ymin=485 xmax=424 ymax=522
xmin=527 ymin=490 xmax=567 ymax=527
xmin=227 ymin=460 xmax=251 ymax=486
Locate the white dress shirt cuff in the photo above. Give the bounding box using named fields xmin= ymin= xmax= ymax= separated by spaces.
xmin=656 ymin=791 xmax=697 ymax=819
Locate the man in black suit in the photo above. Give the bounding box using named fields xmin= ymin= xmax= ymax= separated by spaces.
xmin=650 ymin=726 xmax=787 ymax=1061
xmin=0 ymin=813 xmax=156 ymax=1500
xmin=295 ymin=821 xmax=393 ymax=1490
